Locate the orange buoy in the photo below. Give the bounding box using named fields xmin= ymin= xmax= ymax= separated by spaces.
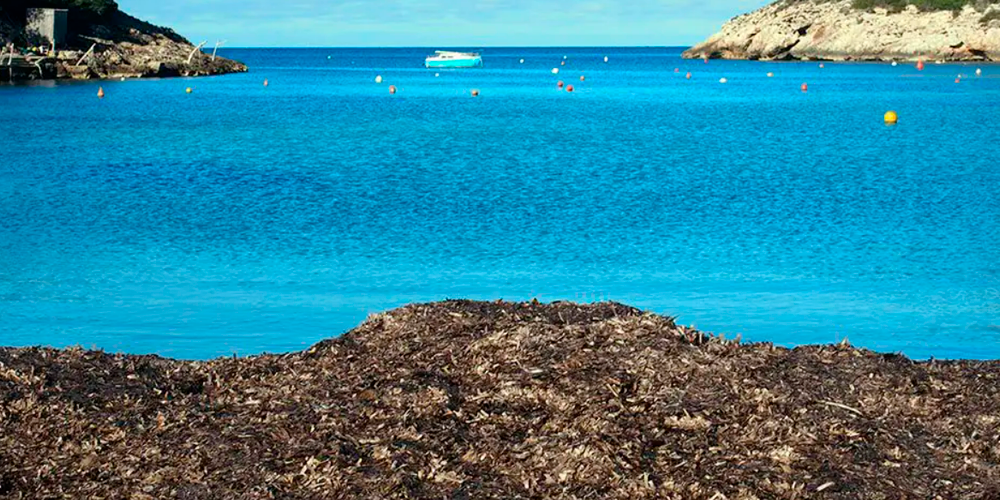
xmin=185 ymin=87 xmax=192 ymax=94
xmin=566 ymin=85 xmax=574 ymax=92
xmin=263 ymin=79 xmax=269 ymax=87
xmin=580 ymin=75 xmax=585 ymax=81
xmin=916 ymin=60 xmax=924 ymax=71
xmin=389 ymin=85 xmax=397 ymax=94
xmin=955 ymin=77 xmax=961 ymax=83
xmin=471 ymin=89 xmax=480 ymax=97
xmin=685 ymin=72 xmax=691 ymax=79
xmin=884 ymin=111 xmax=898 ymax=124
xmin=801 ymin=82 xmax=808 ymax=92
xmin=557 ymin=80 xmax=564 ymax=88
xmin=97 ymin=87 xmax=104 ymax=98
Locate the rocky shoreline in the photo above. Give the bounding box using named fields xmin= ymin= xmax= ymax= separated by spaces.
xmin=3 ymin=300 xmax=1000 ymax=498
xmin=684 ymin=0 xmax=1000 ymax=61
xmin=2 ymin=10 xmax=245 ymax=81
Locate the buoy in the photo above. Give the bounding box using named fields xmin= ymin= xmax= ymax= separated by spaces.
xmin=186 ymin=87 xmax=192 ymax=94
xmin=604 ymin=56 xmax=609 ymax=62
xmin=566 ymin=85 xmax=574 ymax=92
xmin=916 ymin=60 xmax=924 ymax=71
xmin=955 ymin=78 xmax=961 ymax=83
xmin=375 ymin=75 xmax=382 ymax=83
xmin=564 ymin=55 xmax=568 ymax=60
xmin=685 ymin=72 xmax=691 ymax=79
xmin=674 ymin=68 xmax=679 ymax=73
xmin=120 ymin=77 xmax=126 ymax=81
xmin=580 ymin=75 xmax=585 ymax=81
xmin=263 ymin=79 xmax=269 ymax=87
xmin=801 ymin=82 xmax=808 ymax=92
xmin=435 ymin=73 xmax=440 ymax=77
xmin=767 ymin=72 xmax=774 ymax=77
xmin=471 ymin=89 xmax=480 ymax=97
xmin=891 ymin=61 xmax=898 ymax=67
xmin=552 ymin=68 xmax=559 ymax=74
xmin=976 ymin=68 xmax=982 ymax=77
xmin=719 ymin=77 xmax=728 ymax=83
xmin=389 ymin=85 xmax=396 ymax=94
xmin=520 ymin=59 xmax=524 ymax=64
xmin=561 ymin=61 xmax=565 ymax=66
xmin=704 ymin=57 xmax=709 ymax=64
xmin=819 ymin=63 xmax=825 ymax=68
xmin=97 ymin=87 xmax=104 ymax=98
xmin=884 ymin=111 xmax=898 ymax=124
xmin=557 ymin=80 xmax=564 ymax=88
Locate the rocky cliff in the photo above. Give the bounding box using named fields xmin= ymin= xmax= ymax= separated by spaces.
xmin=3 ymin=8 xmax=246 ymax=80
xmin=684 ymin=0 xmax=1000 ymax=61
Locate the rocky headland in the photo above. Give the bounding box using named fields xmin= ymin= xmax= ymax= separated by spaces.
xmin=3 ymin=300 xmax=1000 ymax=498
xmin=1 ymin=4 xmax=246 ymax=80
xmin=684 ymin=0 xmax=1000 ymax=61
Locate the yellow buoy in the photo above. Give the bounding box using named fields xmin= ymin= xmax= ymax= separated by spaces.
xmin=186 ymin=87 xmax=193 ymax=94
xmin=884 ymin=111 xmax=898 ymax=124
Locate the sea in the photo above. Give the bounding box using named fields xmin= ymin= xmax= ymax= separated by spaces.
xmin=1 ymin=47 xmax=998 ymax=360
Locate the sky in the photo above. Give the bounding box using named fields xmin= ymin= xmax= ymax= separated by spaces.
xmin=123 ymin=0 xmax=772 ymax=48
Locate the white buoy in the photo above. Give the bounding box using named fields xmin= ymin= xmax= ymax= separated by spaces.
xmin=375 ymin=75 xmax=382 ymax=83
xmin=520 ymin=59 xmax=524 ymax=64
xmin=976 ymin=68 xmax=983 ymax=76
xmin=435 ymin=73 xmax=440 ymax=77
xmin=327 ymin=55 xmax=332 ymax=59
xmin=891 ymin=61 xmax=898 ymax=67
xmin=719 ymin=77 xmax=728 ymax=83
xmin=604 ymin=56 xmax=609 ymax=63
xmin=564 ymin=55 xmax=568 ymax=60
xmin=552 ymin=68 xmax=559 ymax=74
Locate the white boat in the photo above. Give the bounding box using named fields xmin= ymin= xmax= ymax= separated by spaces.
xmin=425 ymin=51 xmax=483 ymax=69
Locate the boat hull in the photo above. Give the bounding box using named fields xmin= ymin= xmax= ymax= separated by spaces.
xmin=425 ymin=57 xmax=483 ymax=69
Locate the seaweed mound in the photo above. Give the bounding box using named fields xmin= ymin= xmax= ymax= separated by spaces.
xmin=2 ymin=300 xmax=999 ymax=498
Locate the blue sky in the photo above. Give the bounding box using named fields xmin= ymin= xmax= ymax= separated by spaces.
xmin=126 ymin=0 xmax=771 ymax=47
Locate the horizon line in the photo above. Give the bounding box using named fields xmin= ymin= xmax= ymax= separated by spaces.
xmin=214 ymin=45 xmax=690 ymax=49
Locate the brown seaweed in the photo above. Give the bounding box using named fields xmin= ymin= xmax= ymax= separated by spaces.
xmin=2 ymin=300 xmax=999 ymax=498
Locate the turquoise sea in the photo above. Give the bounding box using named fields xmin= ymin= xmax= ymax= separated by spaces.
xmin=1 ymin=47 xmax=998 ymax=360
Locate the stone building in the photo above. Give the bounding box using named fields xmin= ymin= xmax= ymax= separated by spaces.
xmin=26 ymin=8 xmax=68 ymax=47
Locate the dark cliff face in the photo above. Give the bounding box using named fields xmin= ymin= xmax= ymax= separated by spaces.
xmin=2 ymin=2 xmax=246 ymax=80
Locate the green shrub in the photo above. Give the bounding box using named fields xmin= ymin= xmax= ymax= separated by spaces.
xmin=851 ymin=0 xmax=995 ymax=11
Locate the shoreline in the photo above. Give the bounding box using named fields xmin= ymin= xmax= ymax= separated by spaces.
xmin=3 ymin=299 xmax=999 ymax=497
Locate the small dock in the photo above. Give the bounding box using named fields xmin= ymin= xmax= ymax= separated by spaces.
xmin=2 ymin=54 xmax=56 ymax=81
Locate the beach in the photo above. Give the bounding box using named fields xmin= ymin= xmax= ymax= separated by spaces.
xmin=3 ymin=300 xmax=999 ymax=498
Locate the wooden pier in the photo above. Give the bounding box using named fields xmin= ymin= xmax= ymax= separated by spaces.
xmin=2 ymin=54 xmax=56 ymax=81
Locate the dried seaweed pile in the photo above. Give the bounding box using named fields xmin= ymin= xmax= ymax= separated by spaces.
xmin=2 ymin=300 xmax=1000 ymax=499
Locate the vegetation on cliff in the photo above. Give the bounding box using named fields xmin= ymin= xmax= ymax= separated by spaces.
xmin=848 ymin=0 xmax=996 ymax=13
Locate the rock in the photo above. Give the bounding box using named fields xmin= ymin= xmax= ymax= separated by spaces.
xmin=684 ymin=0 xmax=1000 ymax=61
xmin=27 ymin=9 xmax=246 ymax=81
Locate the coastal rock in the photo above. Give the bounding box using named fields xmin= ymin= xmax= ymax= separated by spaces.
xmin=684 ymin=0 xmax=1000 ymax=61
xmin=6 ymin=9 xmax=246 ymax=80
